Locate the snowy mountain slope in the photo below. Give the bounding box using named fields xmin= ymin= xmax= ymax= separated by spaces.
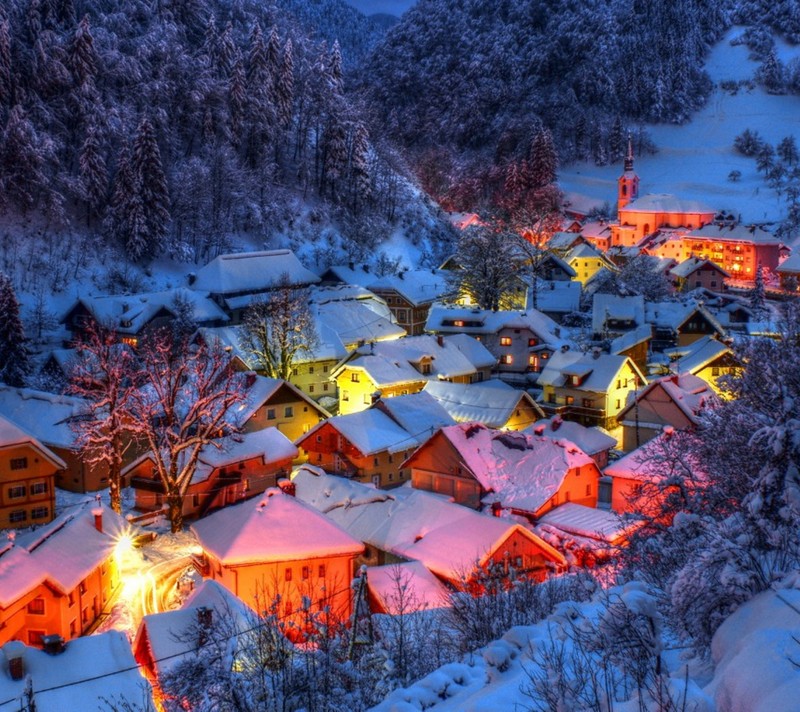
xmin=559 ymin=27 xmax=800 ymax=225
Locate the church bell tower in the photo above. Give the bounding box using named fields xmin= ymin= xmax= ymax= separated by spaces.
xmin=618 ymin=135 xmax=639 ymax=212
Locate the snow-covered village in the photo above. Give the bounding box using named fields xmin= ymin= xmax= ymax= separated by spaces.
xmin=1 ymin=0 xmax=800 ymax=710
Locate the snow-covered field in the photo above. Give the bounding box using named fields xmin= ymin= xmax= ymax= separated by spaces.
xmin=560 ymin=27 xmax=800 ymax=226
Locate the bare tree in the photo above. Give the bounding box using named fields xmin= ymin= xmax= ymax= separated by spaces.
xmin=129 ymin=330 xmax=245 ymax=532
xmin=67 ymin=320 xmax=138 ymax=514
xmin=240 ymin=274 xmax=318 ymax=382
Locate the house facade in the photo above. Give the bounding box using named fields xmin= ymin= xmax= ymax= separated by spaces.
xmin=0 ymin=504 xmax=125 ymax=647
xmin=0 ymin=416 xmax=62 ymax=529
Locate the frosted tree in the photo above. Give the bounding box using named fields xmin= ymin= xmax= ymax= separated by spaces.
xmin=67 ymin=321 xmax=137 ymax=514
xmin=0 ymin=19 xmax=12 ymax=111
xmin=0 ymin=271 xmax=30 ymax=387
xmin=449 ymin=226 xmax=523 ymax=311
xmin=129 ymin=331 xmax=244 ymax=532
xmin=757 ymin=48 xmax=785 ymax=93
xmin=245 ymin=23 xmax=275 ymax=167
xmin=328 ymin=40 xmax=344 ymax=95
xmin=276 ymin=39 xmax=294 ymax=130
xmin=67 ymin=14 xmax=97 ymax=88
xmin=609 ymin=115 xmax=624 ymax=164
xmin=0 ymin=104 xmax=48 ymax=212
xmin=79 ymin=122 xmax=107 ymax=224
xmin=777 ymin=135 xmax=799 ymax=165
xmin=132 ymin=117 xmax=170 ymax=260
xmin=350 ymin=121 xmax=371 ymax=212
xmin=749 ymin=263 xmax=768 ymax=318
xmin=228 ymin=51 xmax=246 ymax=145
xmin=239 ymin=275 xmax=318 ymax=382
xmin=322 ymin=117 xmax=347 ymax=199
xmin=527 ymin=122 xmax=557 ymax=190
xmin=108 ymin=140 xmax=135 ymax=248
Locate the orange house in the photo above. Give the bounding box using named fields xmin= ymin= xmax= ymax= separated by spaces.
xmin=404 ymin=422 xmax=600 ymax=518
xmin=0 ymin=416 xmax=63 ymax=529
xmin=125 ymin=428 xmax=298 ymax=519
xmin=0 ymin=503 xmax=128 ymax=647
xmin=191 ymin=490 xmax=363 ymax=636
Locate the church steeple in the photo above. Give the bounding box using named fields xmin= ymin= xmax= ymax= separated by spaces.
xmin=618 ymin=133 xmax=639 ymax=211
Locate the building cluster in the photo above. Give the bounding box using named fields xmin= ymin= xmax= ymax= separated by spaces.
xmin=0 ymin=148 xmax=783 ymax=707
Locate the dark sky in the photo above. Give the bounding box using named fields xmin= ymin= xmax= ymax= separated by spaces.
xmin=345 ymin=0 xmax=416 ymax=16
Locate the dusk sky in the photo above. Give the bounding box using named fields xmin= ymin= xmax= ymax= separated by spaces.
xmin=345 ymin=0 xmax=416 ymax=16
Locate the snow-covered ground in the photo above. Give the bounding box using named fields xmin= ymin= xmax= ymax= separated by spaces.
xmin=559 ymin=27 xmax=800 ymax=226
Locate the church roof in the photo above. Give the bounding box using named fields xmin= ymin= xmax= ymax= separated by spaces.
xmin=622 ymin=194 xmax=715 ymax=216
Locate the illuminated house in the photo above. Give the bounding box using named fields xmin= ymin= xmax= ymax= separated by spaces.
xmin=404 ymin=422 xmax=601 ymax=518
xmin=292 ymin=466 xmax=566 ymax=587
xmin=331 ymin=334 xmax=495 ymax=415
xmin=0 ymin=503 xmax=128 ymax=647
xmin=525 ymin=416 xmax=617 ymax=469
xmin=191 ymin=490 xmax=363 ymax=632
xmin=61 ymin=288 xmax=229 ymax=348
xmin=565 ymin=242 xmax=616 ymax=285
xmin=0 ymin=415 xmax=61 ymax=529
xmin=664 ymin=336 xmax=740 ymax=394
xmin=537 ymin=350 xmax=647 ymax=429
xmin=679 ymin=223 xmax=784 ymax=279
xmin=295 ymin=392 xmax=454 ymax=489
xmin=776 ymin=252 xmax=800 ymax=291
xmin=125 ymin=428 xmax=298 ymax=519
xmin=670 ymin=256 xmax=729 ymax=292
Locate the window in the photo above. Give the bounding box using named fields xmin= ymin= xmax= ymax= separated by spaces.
xmin=351 ymin=372 xmax=360 ymax=382
xmin=616 ymin=379 xmax=621 ymax=389
xmin=31 ymin=482 xmax=48 ymax=495
xmin=565 ymin=396 xmax=574 ymax=405
xmin=586 ymin=484 xmax=592 ymax=496
xmin=302 ymin=566 xmax=310 ymax=580
xmin=342 ymin=390 xmax=350 ymax=401
xmin=323 ymin=383 xmax=329 ymax=391
xmin=500 ymin=354 xmax=513 ymax=365
xmin=10 ymin=457 xmax=28 ymax=471
xmin=27 ymin=598 xmax=45 ymax=615
xmin=31 ymin=507 xmax=48 ymax=520
xmin=420 ymin=362 xmax=432 ymax=375
xmin=9 ymin=510 xmax=26 ymax=523
xmin=711 ymin=280 xmax=717 ymax=287
xmin=8 ymin=485 xmax=25 ymax=499
xmin=267 ymin=408 xmax=276 ymax=420
xmin=284 ymin=406 xmax=293 ymax=418
xmin=82 ymin=607 xmax=89 ymax=624
xmin=79 ymin=582 xmax=87 ymax=594
xmin=528 ymin=338 xmax=538 ymax=347
xmin=309 ymin=366 xmax=315 ymax=374
xmin=318 ymin=565 xmax=326 ymax=578
xmin=615 ymin=399 xmax=621 ymax=409
xmin=68 ymin=592 xmax=75 ymax=607
xmin=711 ymin=366 xmax=720 ymax=377
xmin=69 ymin=619 xmax=77 ymax=637
xmin=323 ymin=364 xmax=329 ymax=373
xmin=499 ymin=336 xmax=512 ymax=346
xmin=373 ymin=457 xmax=379 ymax=467
xmin=309 ymin=384 xmax=314 ymax=393
xmin=582 ymin=398 xmax=593 ymax=409
xmin=363 ymin=393 xmax=371 ymax=405
xmin=454 ymin=320 xmax=464 ymax=327
xmin=28 ymin=631 xmax=45 ymax=646
xmin=285 ymin=568 xmax=293 ymax=581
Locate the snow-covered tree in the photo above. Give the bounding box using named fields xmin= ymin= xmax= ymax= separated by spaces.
xmin=129 ymin=331 xmax=245 ymax=532
xmin=350 ymin=121 xmax=371 ymax=212
xmin=0 ymin=104 xmax=49 ymax=213
xmin=131 ymin=117 xmax=170 ymax=260
xmin=449 ymin=226 xmax=523 ymax=311
xmin=276 ymin=39 xmax=294 ymax=130
xmin=239 ymin=276 xmax=318 ymax=382
xmin=0 ymin=19 xmax=12 ymax=111
xmin=749 ymin=263 xmax=768 ymax=317
xmin=79 ymin=122 xmax=107 ymax=224
xmin=527 ymin=122 xmax=557 ymax=191
xmin=67 ymin=14 xmax=97 ymax=88
xmin=67 ymin=321 xmax=137 ymax=514
xmin=0 ymin=271 xmax=29 ymax=387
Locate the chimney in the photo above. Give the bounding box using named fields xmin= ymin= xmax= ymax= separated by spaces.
xmin=436 ymin=335 xmax=444 ymax=347
xmin=4 ymin=642 xmax=25 ymax=681
xmin=41 ymin=634 xmax=66 ymax=655
xmin=92 ymin=508 xmax=103 ymax=533
xmin=278 ymin=478 xmax=296 ymax=497
xmin=491 ymin=501 xmax=502 ymax=517
xmin=551 ymin=415 xmax=562 ymax=431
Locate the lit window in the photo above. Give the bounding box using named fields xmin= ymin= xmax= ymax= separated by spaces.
xmin=528 ymin=338 xmax=538 ymax=347
xmin=302 ymin=566 xmax=310 ymax=580
xmin=453 ymin=320 xmax=464 ymax=327
xmin=500 ymin=336 xmax=512 ymax=346
xmin=318 ymin=565 xmax=326 ymax=578
xmin=285 ymin=568 xmax=292 ymax=581
xmin=500 ymin=354 xmax=513 ymax=365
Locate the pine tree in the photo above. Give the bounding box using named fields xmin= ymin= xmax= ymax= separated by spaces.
xmin=750 ymin=263 xmax=768 ymax=318
xmin=0 ymin=19 xmax=12 ymax=112
xmin=67 ymin=14 xmax=96 ymax=87
xmin=0 ymin=104 xmax=48 ymax=212
xmin=0 ymin=272 xmax=29 ymax=387
xmin=245 ymin=23 xmax=275 ymax=166
xmin=217 ymin=22 xmax=237 ymax=78
xmin=777 ymin=135 xmax=799 ymax=166
xmin=79 ymin=122 xmax=107 ymax=223
xmin=528 ymin=122 xmax=557 ymax=190
xmin=322 ymin=117 xmax=347 ymax=199
xmin=758 ymin=48 xmax=785 ymax=93
xmin=108 ymin=140 xmax=135 ymax=247
xmin=350 ymin=121 xmax=371 ymax=212
xmin=228 ymin=50 xmax=246 ymax=146
xmin=276 ymin=39 xmax=294 ymax=130
xmin=132 ymin=117 xmax=170 ymax=259
xmin=329 ymin=40 xmax=344 ymax=96
xmin=608 ymin=115 xmax=624 ymax=164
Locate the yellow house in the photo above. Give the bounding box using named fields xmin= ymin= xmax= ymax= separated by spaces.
xmin=565 ymin=242 xmax=616 ymax=285
xmin=666 ymin=336 xmax=740 ymax=396
xmin=332 ymin=334 xmax=496 ymax=415
xmin=537 ymin=350 xmax=647 ymax=429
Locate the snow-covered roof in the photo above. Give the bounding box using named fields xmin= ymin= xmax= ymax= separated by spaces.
xmin=421 ymin=423 xmax=596 ymax=515
xmin=311 ymin=297 xmax=406 ymax=349
xmin=670 ymin=256 xmax=730 ymax=279
xmin=548 ymin=231 xmax=584 ymax=251
xmin=645 ymin=301 xmax=726 ymax=336
xmin=229 ymin=374 xmax=330 ymax=426
xmin=525 ymin=416 xmax=617 ymax=455
xmin=0 ymin=386 xmax=90 ymax=450
xmin=333 ymin=335 xmax=495 ymax=387
xmin=776 ymin=252 xmax=800 ymax=273
xmin=536 ymin=503 xmax=628 ymax=543
xmin=301 ymin=409 xmax=417 ymax=456
xmin=292 ymin=467 xmax=564 ymax=580
xmin=667 ymin=336 xmax=733 ymax=375
xmin=537 ymin=350 xmax=642 ymax=392
xmin=621 ymin=193 xmax=715 ymax=216
xmin=422 ymin=380 xmax=542 ymax=428
xmin=424 ymin=306 xmax=566 ymax=347
xmin=0 ymin=503 xmax=131 ymax=608
xmin=324 ymin=266 xmax=451 ymax=306
xmin=374 ymin=392 xmax=456 ymax=438
xmin=0 ymin=632 xmax=151 ymax=712
xmin=617 ymin=372 xmax=717 ymax=425
xmin=135 ymin=579 xmax=256 ymax=677
xmin=591 ymin=294 xmax=645 ymax=334
xmin=609 ymin=324 xmax=653 ymax=355
xmin=64 ymin=288 xmax=229 ymax=333
xmin=191 ymin=489 xmax=364 ymax=566
xmin=193 ymin=249 xmax=320 ymax=295
xmin=526 ymin=279 xmax=581 ymax=313
xmin=685 ymin=222 xmax=781 ymax=245
xmin=0 ymin=414 xmax=66 ymax=470
xmin=566 ymin=241 xmax=609 ymax=263
xmin=366 ymin=561 xmax=451 ymax=613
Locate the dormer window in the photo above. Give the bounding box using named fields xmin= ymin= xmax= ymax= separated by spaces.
xmin=421 ymin=362 xmax=432 ymax=375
